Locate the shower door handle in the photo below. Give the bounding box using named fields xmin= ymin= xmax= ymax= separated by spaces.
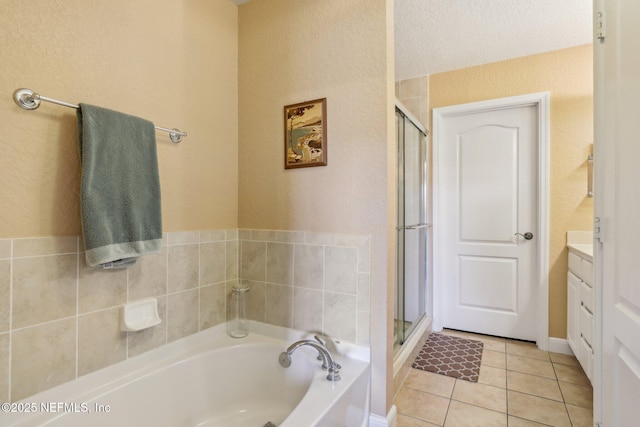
xmin=398 ymin=223 xmax=431 ymax=230
xmin=514 ymin=232 xmax=534 ymax=240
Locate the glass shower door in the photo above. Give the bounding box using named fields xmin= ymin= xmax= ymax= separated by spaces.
xmin=395 ymin=106 xmax=428 ymax=351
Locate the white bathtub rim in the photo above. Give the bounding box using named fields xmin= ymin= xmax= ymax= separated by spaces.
xmin=6 ymin=321 xmax=370 ymax=427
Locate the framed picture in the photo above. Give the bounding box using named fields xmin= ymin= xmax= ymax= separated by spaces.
xmin=284 ymin=98 xmax=327 ymax=169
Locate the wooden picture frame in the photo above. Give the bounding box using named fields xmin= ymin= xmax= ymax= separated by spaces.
xmin=284 ymin=98 xmax=327 ymax=169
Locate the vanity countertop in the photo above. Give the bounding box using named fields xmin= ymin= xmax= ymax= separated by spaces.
xmin=567 ymin=230 xmax=593 ymax=260
xmin=567 ymin=243 xmax=593 ymax=259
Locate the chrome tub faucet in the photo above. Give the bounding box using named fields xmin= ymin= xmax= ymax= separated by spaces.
xmin=279 ymin=338 xmax=341 ymax=382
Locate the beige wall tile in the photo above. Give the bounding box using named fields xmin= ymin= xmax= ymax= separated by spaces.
xmin=225 ymin=229 xmax=239 ymax=241
xmin=324 ymin=246 xmax=357 ymax=294
xmin=0 ymin=240 xmax=11 ymax=259
xmin=199 ymin=283 xmax=226 ymax=330
xmin=293 ymin=288 xmax=323 ymax=332
xmin=276 ymin=231 xmax=304 ymax=244
xmin=128 ymin=248 xmax=167 ymax=300
xmin=127 ymin=296 xmax=167 ymax=358
xmin=0 ymin=261 xmax=9 ymax=333
xmin=200 ymin=242 xmax=226 ymax=286
xmin=265 ymin=283 xmax=293 ymax=328
xmin=168 ymin=244 xmax=199 ymax=293
xmin=304 ymin=232 xmax=335 ymax=246
xmin=251 ymin=230 xmax=277 ymax=242
xmin=0 ymin=333 xmax=8 ymax=403
xmin=11 ymin=319 xmax=76 ymax=401
xmin=239 ymin=281 xmax=265 ymax=323
xmin=167 ymin=290 xmax=199 ymax=342
xmin=294 ymin=244 xmax=323 ymax=289
xmin=266 ymin=242 xmax=293 ymax=285
xmin=13 ymin=236 xmax=78 ymax=257
xmin=78 ymin=262 xmax=127 ymax=313
xmin=240 ymin=241 xmax=266 ymax=281
xmin=12 ymin=254 xmax=77 ymax=329
xmin=78 ymin=308 xmax=127 ymax=376
xmin=200 ymin=230 xmax=226 ymax=243
xmin=357 ymin=237 xmax=371 ymax=274
xmin=323 ymin=292 xmax=356 ymax=342
xmin=166 ymin=231 xmax=199 ymax=246
xmin=357 ymin=310 xmax=370 ymax=346
xmin=357 ymin=273 xmax=370 ymax=312
xmin=226 ymin=240 xmax=239 ymax=280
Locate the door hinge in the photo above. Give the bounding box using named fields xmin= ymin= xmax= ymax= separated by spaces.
xmin=594 ymin=217 xmax=602 ymax=242
xmin=595 ymin=11 xmax=605 ymax=41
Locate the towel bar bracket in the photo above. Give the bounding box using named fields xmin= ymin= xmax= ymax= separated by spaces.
xmin=12 ymin=88 xmax=187 ymax=143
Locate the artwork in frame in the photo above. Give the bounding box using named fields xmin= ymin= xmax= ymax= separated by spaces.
xmin=284 ymin=98 xmax=327 ymax=169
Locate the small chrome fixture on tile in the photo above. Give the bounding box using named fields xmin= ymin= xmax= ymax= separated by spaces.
xmin=279 ymin=339 xmax=341 ymax=381
xmin=13 ymin=88 xmax=187 ymax=143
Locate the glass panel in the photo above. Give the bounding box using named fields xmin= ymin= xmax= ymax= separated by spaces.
xmin=394 ymin=106 xmax=428 ymax=353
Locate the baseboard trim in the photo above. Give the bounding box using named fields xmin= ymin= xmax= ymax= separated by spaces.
xmin=369 ymin=405 xmax=397 ymax=427
xmin=547 ymin=337 xmax=574 ymax=355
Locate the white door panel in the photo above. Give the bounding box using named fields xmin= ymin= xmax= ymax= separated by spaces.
xmin=435 ymin=96 xmax=544 ymax=342
xmin=595 ymin=0 xmax=640 ymax=424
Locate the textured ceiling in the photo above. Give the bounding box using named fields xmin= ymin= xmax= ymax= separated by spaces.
xmin=232 ymin=0 xmax=593 ymax=81
xmin=395 ymin=0 xmax=593 ymax=80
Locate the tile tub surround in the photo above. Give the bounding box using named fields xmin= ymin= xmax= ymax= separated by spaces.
xmin=238 ymin=229 xmax=371 ymax=346
xmin=0 ymin=228 xmax=370 ymax=403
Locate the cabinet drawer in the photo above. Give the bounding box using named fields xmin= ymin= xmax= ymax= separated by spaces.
xmin=580 ymin=304 xmax=594 ymax=347
xmin=581 ymin=258 xmax=594 ymax=286
xmin=580 ymin=280 xmax=594 ymax=313
xmin=568 ymin=252 xmax=582 ymax=277
xmin=579 ymin=335 xmax=594 ymax=382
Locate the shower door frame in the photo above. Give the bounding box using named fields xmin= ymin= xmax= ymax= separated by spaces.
xmin=395 ymin=101 xmax=429 ymax=350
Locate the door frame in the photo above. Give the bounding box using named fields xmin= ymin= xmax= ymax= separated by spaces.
xmin=432 ymin=92 xmax=550 ymax=350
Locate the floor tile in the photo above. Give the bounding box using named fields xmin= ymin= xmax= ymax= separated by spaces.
xmin=566 ymin=403 xmax=594 ymax=427
xmin=444 ymin=400 xmax=507 ymax=427
xmin=507 ymin=416 xmax=549 ymax=426
xmin=482 ymin=349 xmax=506 ymax=369
xmin=397 ymin=413 xmax=440 ymax=427
xmin=558 ymin=381 xmax=593 ymax=409
xmin=404 ymin=369 xmax=456 ymax=398
xmin=507 ymin=354 xmax=556 ymax=379
xmin=549 ymin=352 xmax=580 ymax=367
xmin=395 ymin=386 xmax=450 ymax=426
xmin=506 ymin=341 xmax=551 ymax=361
xmin=451 ymin=379 xmax=506 ymax=413
xmin=507 ymin=390 xmax=571 ymax=427
xmin=553 ymin=363 xmax=590 ymax=386
xmin=478 ymin=364 xmax=506 ymax=388
xmin=397 ymin=331 xmax=594 ymax=427
xmin=506 ymin=370 xmax=563 ymax=401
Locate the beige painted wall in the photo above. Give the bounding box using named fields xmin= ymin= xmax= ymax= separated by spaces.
xmin=429 ymin=44 xmax=594 ymax=338
xmin=237 ymin=0 xmax=394 ymax=417
xmin=0 ymin=0 xmax=238 ymax=238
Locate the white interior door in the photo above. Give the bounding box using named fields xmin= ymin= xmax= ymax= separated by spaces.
xmin=594 ymin=0 xmax=640 ymax=425
xmin=434 ymin=94 xmax=548 ymax=342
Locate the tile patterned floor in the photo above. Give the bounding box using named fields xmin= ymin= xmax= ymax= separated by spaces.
xmin=394 ymin=330 xmax=593 ymax=427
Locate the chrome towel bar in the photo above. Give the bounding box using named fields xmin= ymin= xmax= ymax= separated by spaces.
xmin=13 ymin=88 xmax=187 ymax=143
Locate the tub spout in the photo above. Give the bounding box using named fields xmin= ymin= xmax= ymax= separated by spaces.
xmin=279 ymin=339 xmax=341 ymax=382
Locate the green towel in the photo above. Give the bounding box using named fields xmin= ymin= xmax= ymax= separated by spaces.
xmin=77 ymin=104 xmax=162 ymax=268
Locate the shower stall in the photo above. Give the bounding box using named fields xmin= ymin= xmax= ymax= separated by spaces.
xmin=394 ymin=101 xmax=429 ymax=353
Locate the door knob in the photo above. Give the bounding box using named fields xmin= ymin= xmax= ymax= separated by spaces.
xmin=514 ymin=232 xmax=534 ymax=240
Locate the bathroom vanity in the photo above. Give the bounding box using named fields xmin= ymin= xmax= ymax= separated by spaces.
xmin=566 ymin=231 xmax=594 ymax=383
